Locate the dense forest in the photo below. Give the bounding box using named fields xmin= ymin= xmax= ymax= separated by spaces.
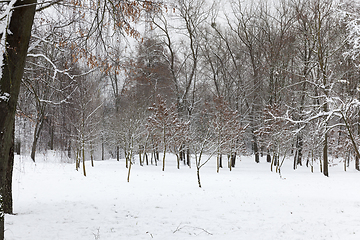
xmin=11 ymin=0 xmax=360 ymax=178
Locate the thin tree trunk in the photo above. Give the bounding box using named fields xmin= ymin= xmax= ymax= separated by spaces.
xmin=319 ymin=154 xmax=323 ymax=173
xmin=323 ymin=133 xmax=329 ymax=177
xmin=127 ymin=139 xmax=134 ymax=182
xmin=162 ymin=146 xmax=166 ymax=171
xmin=30 ymin=119 xmax=45 ymax=162
xmin=75 ymin=149 xmax=79 ymax=170
xmin=293 ymin=149 xmax=297 ymax=170
xmin=30 ymin=139 xmax=37 ymax=162
xmin=49 ymin=122 xmax=54 ymax=150
xmin=145 ymin=153 xmax=149 ymax=165
xmin=101 ymin=141 xmax=104 ymax=160
xmin=344 ymin=156 xmax=347 ymax=172
xmin=311 ymin=150 xmax=314 ymax=173
xmin=197 ymin=168 xmax=201 ymax=188
xmin=91 ymin=151 xmax=94 ymax=167
xmin=186 ymin=148 xmax=191 ymax=168
xmin=125 ymin=151 xmax=129 ymax=168
xmin=139 ymin=147 xmax=143 ymax=166
xmin=195 ymin=153 xmax=202 ymax=188
xmin=271 ymin=154 xmax=275 ymax=172
xmin=116 ymin=146 xmax=120 ymax=161
xmin=82 ymin=141 xmax=86 ymax=177
xmin=176 ymin=154 xmax=180 ymax=169
xmin=162 ymin=127 xmax=166 ymax=171
xmin=266 ymin=150 xmax=271 ymax=163
xmin=180 ymin=145 xmax=185 ymax=165
xmin=127 ymin=158 xmax=132 ymax=182
xmin=227 ymin=154 xmax=231 ymax=171
xmin=253 ymin=136 xmax=260 ymax=163
xmin=68 ymin=141 xmax=71 ymax=159
xmin=231 ymin=153 xmax=236 ymax=168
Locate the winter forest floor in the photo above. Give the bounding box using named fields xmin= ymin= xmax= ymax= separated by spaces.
xmin=5 ymin=153 xmax=360 ymax=240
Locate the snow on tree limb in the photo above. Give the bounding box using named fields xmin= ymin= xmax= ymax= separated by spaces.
xmin=340 ymin=1 xmax=360 ymax=61
xmin=0 ymin=0 xmax=16 ymax=102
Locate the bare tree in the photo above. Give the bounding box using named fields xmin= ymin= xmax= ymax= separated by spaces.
xmin=147 ymin=95 xmax=186 ymax=171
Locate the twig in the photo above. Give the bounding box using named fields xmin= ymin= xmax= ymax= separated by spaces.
xmin=173 ymin=224 xmax=213 ymax=235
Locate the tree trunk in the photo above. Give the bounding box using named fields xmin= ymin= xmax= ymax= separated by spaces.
xmin=162 ymin=146 xmax=166 ymax=171
xmin=68 ymin=141 xmax=71 ymax=158
xmin=266 ymin=151 xmax=271 ymax=163
xmin=90 ymin=149 xmax=94 ymax=167
xmin=311 ymin=150 xmax=314 ymax=173
xmin=356 ymin=155 xmax=360 ymax=171
xmin=162 ymin=127 xmax=166 ymax=171
xmin=323 ymin=133 xmax=328 ymax=177
xmin=180 ymin=145 xmax=185 ymax=164
xmin=30 ymin=139 xmax=37 ymax=162
xmin=101 ymin=141 xmax=104 ymax=160
xmin=196 ymin=168 xmax=201 ymax=188
xmin=176 ymin=154 xmax=180 ymax=169
xmin=127 ymin=158 xmax=132 ymax=182
xmin=125 ymin=150 xmax=128 ymax=168
xmin=253 ymin=137 xmax=260 ymax=163
xmin=0 ymin=1 xmax=36 ymax=239
xmin=116 ymin=146 xmax=120 ymax=161
xmin=186 ymin=148 xmax=190 ymax=168
xmin=47 ymin=116 xmax=54 ymax=150
xmin=3 ymin=124 xmax=14 ymax=215
xmin=219 ymin=154 xmax=223 ymax=168
xmin=139 ymin=147 xmax=143 ymax=166
xmin=271 ymin=154 xmax=275 ymax=172
xmin=30 ymin=119 xmax=44 ymax=162
xmin=75 ymin=149 xmax=80 ymax=170
xmin=227 ymin=154 xmax=231 ymax=170
xmin=231 ymin=153 xmax=236 ymax=168
xmin=30 ymin=132 xmax=38 ymax=162
xmin=293 ymin=135 xmax=303 ymax=169
xmin=49 ymin=125 xmax=54 ymax=150
xmin=82 ymin=141 xmax=86 ymax=177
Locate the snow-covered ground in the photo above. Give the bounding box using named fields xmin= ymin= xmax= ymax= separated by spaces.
xmin=5 ymin=153 xmax=360 ymax=240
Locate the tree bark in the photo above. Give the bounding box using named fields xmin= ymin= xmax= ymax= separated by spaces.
xmin=0 ymin=1 xmax=36 ymax=239
xmin=231 ymin=153 xmax=236 ymax=168
xmin=253 ymin=137 xmax=260 ymax=163
xmin=116 ymin=146 xmax=120 ymax=161
xmin=162 ymin=146 xmax=166 ymax=171
xmin=323 ymin=132 xmax=329 ymax=177
xmin=82 ymin=142 xmax=86 ymax=177
xmin=3 ymin=124 xmax=14 ymax=215
xmin=293 ymin=135 xmax=303 ymax=169
xmin=101 ymin=141 xmax=104 ymax=160
xmin=266 ymin=150 xmax=271 ymax=163
xmin=196 ymin=168 xmax=201 ymax=188
xmin=30 ymin=118 xmax=45 ymax=162
xmin=145 ymin=153 xmax=148 ymax=165
xmin=49 ymin=123 xmax=54 ymax=150
xmin=186 ymin=148 xmax=190 ymax=168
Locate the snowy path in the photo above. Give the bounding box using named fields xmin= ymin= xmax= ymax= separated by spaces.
xmin=5 ymin=155 xmax=360 ymax=239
